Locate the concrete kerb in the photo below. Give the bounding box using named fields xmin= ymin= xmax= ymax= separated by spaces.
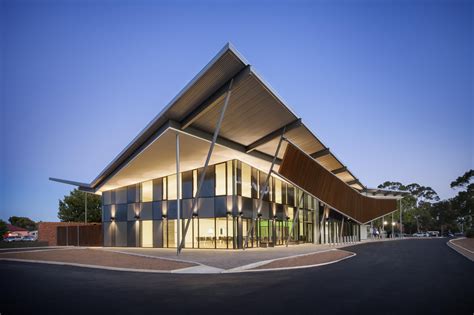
xmin=0 ymin=246 xmax=67 ymax=252
xmin=0 ymin=247 xmax=79 ymax=254
xmin=224 ymin=249 xmax=356 ymax=273
xmin=447 ymin=237 xmax=474 ymax=262
xmin=0 ymin=258 xmax=183 ymax=274
xmin=94 ymin=247 xmax=202 ymax=266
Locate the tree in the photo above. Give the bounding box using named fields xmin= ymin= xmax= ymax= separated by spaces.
xmin=0 ymin=220 xmax=8 ymax=237
xmin=8 ymin=216 xmax=37 ymax=231
xmin=450 ymin=170 xmax=474 ymax=189
xmin=450 ymin=169 xmax=473 ymax=231
xmin=58 ymin=189 xmax=102 ymax=223
xmin=377 ymin=181 xmax=440 ymax=234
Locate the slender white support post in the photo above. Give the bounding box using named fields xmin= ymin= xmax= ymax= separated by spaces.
xmin=176 ymin=133 xmax=180 ymax=255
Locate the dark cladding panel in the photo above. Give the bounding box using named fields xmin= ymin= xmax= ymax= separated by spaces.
xmin=127 ymin=203 xmax=138 ymax=221
xmin=115 ymin=187 xmax=127 ymax=204
xmin=153 ymin=220 xmax=163 ymax=248
xmin=241 ymin=197 xmax=253 ymax=218
xmin=214 ymin=196 xmax=227 ymax=217
xmin=182 ymin=171 xmax=193 ymax=199
xmin=115 ymin=204 xmax=127 ymax=221
xmin=182 ymin=199 xmax=193 ymax=219
xmin=198 ymin=166 xmax=215 ymax=197
xmin=103 ymin=191 xmax=112 ymax=205
xmin=198 ymin=197 xmax=214 ymax=218
xmin=140 ymin=202 xmax=153 ymax=220
xmin=103 ymin=205 xmax=112 ymax=222
xmin=115 ymin=222 xmax=127 ymax=247
xmin=167 ymin=200 xmax=177 ymax=219
xmin=127 ymin=221 xmax=138 ymax=247
xmin=153 ymin=178 xmax=163 ymax=201
xmin=152 ymin=201 xmax=163 ymax=219
xmin=127 ymin=184 xmax=140 ymax=203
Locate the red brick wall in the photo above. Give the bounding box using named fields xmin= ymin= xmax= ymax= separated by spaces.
xmin=38 ymin=222 xmax=101 ymax=246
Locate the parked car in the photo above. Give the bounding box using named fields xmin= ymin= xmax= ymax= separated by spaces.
xmin=3 ymin=236 xmax=22 ymax=242
xmin=21 ymin=236 xmax=36 ymax=242
xmin=412 ymin=232 xmax=428 ymax=237
xmin=427 ymin=231 xmax=440 ymax=237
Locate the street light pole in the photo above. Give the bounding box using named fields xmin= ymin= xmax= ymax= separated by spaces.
xmin=399 ymin=199 xmax=403 ymax=238
xmin=391 ymin=212 xmax=394 ymax=238
xmin=85 ymin=192 xmax=88 ymax=224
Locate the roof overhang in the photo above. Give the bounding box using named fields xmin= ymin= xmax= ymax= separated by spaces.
xmin=50 ymin=43 xmax=390 ymax=197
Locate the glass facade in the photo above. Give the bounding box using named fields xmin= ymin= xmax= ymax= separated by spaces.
xmin=102 ymin=159 xmax=360 ymax=249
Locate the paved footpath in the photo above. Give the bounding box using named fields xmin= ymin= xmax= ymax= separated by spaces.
xmin=1 ymin=238 xmax=472 ymax=315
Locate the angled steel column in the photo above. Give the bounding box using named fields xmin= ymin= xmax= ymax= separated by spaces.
xmin=286 ymin=191 xmax=305 ymax=247
xmin=178 ymin=79 xmax=234 ymax=254
xmin=176 ymin=133 xmax=180 ymax=255
xmin=243 ymin=131 xmax=285 ymax=249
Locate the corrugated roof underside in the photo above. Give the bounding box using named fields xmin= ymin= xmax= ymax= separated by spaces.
xmin=167 ymin=50 xmax=246 ymax=120
xmin=190 ymin=74 xmax=297 ymax=146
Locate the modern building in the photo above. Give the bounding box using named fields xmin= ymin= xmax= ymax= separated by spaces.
xmin=51 ymin=43 xmax=407 ymax=250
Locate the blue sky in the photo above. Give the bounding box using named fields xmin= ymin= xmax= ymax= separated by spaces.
xmin=1 ymin=0 xmax=472 ymax=222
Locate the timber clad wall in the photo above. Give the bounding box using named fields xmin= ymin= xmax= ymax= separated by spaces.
xmin=278 ymin=144 xmax=397 ymax=223
xmin=38 ymin=222 xmax=102 ymax=246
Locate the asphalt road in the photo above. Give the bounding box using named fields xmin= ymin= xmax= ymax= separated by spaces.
xmin=1 ymin=238 xmax=472 ymax=315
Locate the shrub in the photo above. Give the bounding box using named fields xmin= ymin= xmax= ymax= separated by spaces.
xmin=466 ymin=228 xmax=474 ymax=238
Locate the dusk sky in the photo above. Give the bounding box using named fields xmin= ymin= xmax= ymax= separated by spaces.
xmin=1 ymin=0 xmax=472 ymax=222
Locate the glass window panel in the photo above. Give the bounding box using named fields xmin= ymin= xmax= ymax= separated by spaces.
xmin=183 ymin=218 xmax=193 ymax=248
xmin=141 ymin=181 xmax=153 ymax=202
xmin=168 ymin=174 xmax=177 ymax=200
xmin=141 ymin=220 xmax=153 ymax=247
xmin=167 ymin=219 xmax=177 ymax=248
xmin=241 ymin=163 xmax=251 ymax=198
xmin=287 ymin=185 xmax=294 ymax=206
xmin=193 ymin=170 xmax=197 ymax=197
xmin=259 ymin=219 xmax=269 ymax=245
xmin=227 ymin=161 xmax=233 ymax=196
xmin=216 ymin=218 xmax=228 ymax=248
xmin=164 ymin=177 xmax=168 ymax=200
xmin=215 ymin=163 xmax=226 ymax=196
xmin=275 ymin=178 xmax=282 ymax=204
xmin=199 ymin=218 xmax=215 ymax=248
xmin=163 ymin=220 xmax=168 ymax=247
